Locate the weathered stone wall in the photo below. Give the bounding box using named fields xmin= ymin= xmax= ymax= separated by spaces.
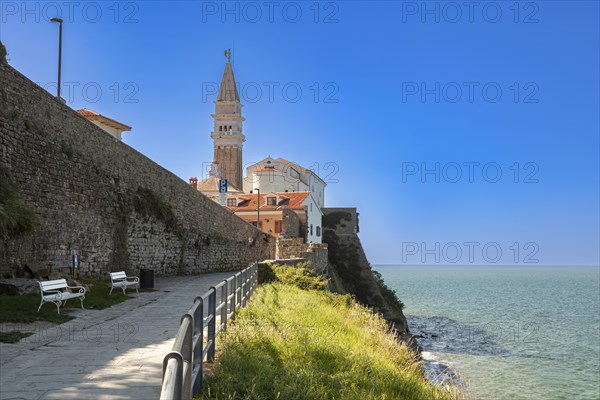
xmin=303 ymin=243 xmax=328 ymax=273
xmin=280 ymin=208 xmax=301 ymax=238
xmin=0 ymin=62 xmax=275 ymax=278
xmin=276 ymin=237 xmax=307 ymax=259
xmin=275 ymin=238 xmax=328 ymax=273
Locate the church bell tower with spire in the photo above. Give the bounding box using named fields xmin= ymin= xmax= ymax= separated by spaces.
xmin=211 ymin=49 xmax=245 ymax=190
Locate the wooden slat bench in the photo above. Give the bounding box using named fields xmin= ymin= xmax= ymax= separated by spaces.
xmin=38 ymin=279 xmax=86 ymax=314
xmin=109 ymin=271 xmax=139 ymax=295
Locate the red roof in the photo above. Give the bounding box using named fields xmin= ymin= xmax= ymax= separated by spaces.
xmin=227 ymin=192 xmax=310 ymax=212
xmin=76 ymin=108 xmax=131 ymax=131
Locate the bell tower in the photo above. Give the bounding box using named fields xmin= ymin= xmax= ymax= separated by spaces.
xmin=211 ymin=49 xmax=245 ymax=190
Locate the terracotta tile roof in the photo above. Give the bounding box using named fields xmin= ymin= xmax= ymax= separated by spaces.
xmin=77 ymin=109 xmax=98 ymax=117
xmin=76 ymin=108 xmax=132 ymax=131
xmin=196 ymin=177 xmax=242 ymax=193
xmin=227 ymin=192 xmax=309 ymax=212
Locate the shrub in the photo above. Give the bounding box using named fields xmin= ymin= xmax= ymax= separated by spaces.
xmin=130 ymin=187 xmax=182 ymax=237
xmin=263 ymin=262 xmax=328 ymax=291
xmin=0 ymin=40 xmax=6 ymax=61
xmin=373 ymin=269 xmax=405 ymax=312
xmin=0 ymin=172 xmax=39 ymax=240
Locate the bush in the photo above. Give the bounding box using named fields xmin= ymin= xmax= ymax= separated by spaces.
xmin=263 ymin=262 xmax=328 ymax=291
xmin=372 ymin=269 xmax=405 ymax=312
xmin=0 ymin=172 xmax=39 ymax=240
xmin=0 ymin=40 xmax=6 ymax=61
xmin=130 ymin=187 xmax=182 ymax=238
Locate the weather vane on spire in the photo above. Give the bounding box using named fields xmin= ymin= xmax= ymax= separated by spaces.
xmin=224 ymin=48 xmax=231 ymax=63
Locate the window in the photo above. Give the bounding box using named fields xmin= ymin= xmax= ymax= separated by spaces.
xmin=274 ymin=221 xmax=281 ymax=234
xmin=227 ymin=198 xmax=237 ymax=207
xmin=219 ymin=126 xmax=222 ymax=131
xmin=316 ymin=226 xmax=321 ymax=237
xmin=310 ymin=203 xmax=313 ymax=211
xmin=266 ymin=197 xmax=277 ymax=206
xmin=310 ymin=224 xmax=313 ymax=235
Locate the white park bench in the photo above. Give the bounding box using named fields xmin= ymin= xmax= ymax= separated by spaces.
xmin=109 ymin=271 xmax=139 ymax=295
xmin=38 ymin=279 xmax=86 ymax=314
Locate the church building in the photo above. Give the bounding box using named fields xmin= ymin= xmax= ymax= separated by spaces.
xmin=192 ymin=52 xmax=324 ymax=244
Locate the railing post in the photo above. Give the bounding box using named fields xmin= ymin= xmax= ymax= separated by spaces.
xmin=192 ymin=297 xmax=204 ymax=396
xmin=180 ymin=314 xmax=194 ymax=363
xmin=251 ymin=264 xmax=257 ymax=293
xmin=242 ymin=269 xmax=247 ymax=307
xmin=231 ymin=275 xmax=237 ymax=320
xmin=236 ymin=272 xmax=241 ymax=309
xmin=207 ymin=287 xmax=216 ymax=363
xmin=248 ymin=265 xmax=253 ymax=296
xmin=180 ymin=314 xmax=193 ymax=400
xmin=221 ymin=279 xmax=228 ymax=331
xmin=162 ymin=352 xmax=183 ymax=400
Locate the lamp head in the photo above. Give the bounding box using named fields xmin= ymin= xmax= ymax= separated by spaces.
xmin=51 ymin=17 xmax=63 ymax=23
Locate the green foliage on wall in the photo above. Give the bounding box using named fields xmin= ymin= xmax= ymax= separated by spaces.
xmin=130 ymin=187 xmax=181 ymax=237
xmin=0 ymin=171 xmax=39 ymax=240
xmin=372 ymin=269 xmax=404 ymax=312
xmin=0 ymin=40 xmax=6 ymax=61
xmin=60 ymin=141 xmax=75 ymax=160
xmin=322 ymin=211 xmax=352 ymax=230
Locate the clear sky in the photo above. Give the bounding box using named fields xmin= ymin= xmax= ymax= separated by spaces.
xmin=1 ymin=1 xmax=598 ymax=266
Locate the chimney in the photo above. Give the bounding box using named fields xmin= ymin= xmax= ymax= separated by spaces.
xmin=189 ymin=177 xmax=198 ymax=189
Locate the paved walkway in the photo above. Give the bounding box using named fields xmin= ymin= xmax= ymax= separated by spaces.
xmin=0 ymin=272 xmax=236 ymax=400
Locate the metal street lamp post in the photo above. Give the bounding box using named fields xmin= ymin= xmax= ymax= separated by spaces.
xmin=253 ymin=188 xmax=260 ymax=229
xmin=50 ymin=17 xmax=63 ymax=100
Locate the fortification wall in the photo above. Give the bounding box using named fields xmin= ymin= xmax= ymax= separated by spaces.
xmin=0 ymin=61 xmax=274 ymax=278
xmin=322 ymin=207 xmax=408 ymax=334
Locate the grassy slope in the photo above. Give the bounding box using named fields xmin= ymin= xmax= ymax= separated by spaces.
xmin=322 ymin=212 xmax=408 ymax=333
xmin=201 ymin=283 xmax=455 ymax=400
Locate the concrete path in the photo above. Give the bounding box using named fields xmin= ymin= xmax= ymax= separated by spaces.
xmin=0 ymin=272 xmax=236 ymax=400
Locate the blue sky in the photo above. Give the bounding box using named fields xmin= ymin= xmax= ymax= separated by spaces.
xmin=1 ymin=1 xmax=598 ymax=265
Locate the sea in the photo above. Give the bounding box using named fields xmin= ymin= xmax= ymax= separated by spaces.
xmin=374 ymin=265 xmax=600 ymax=400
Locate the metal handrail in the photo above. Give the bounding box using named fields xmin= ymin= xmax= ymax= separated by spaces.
xmin=160 ymin=263 xmax=259 ymax=400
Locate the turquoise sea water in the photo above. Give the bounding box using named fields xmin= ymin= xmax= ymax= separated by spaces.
xmin=375 ymin=265 xmax=600 ymax=400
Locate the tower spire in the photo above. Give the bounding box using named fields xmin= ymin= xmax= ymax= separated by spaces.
xmin=210 ymin=52 xmax=245 ymax=190
xmin=217 ymin=55 xmax=239 ymax=102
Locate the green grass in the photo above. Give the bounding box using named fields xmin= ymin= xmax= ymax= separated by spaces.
xmin=81 ymin=281 xmax=133 ymax=310
xmin=0 ymin=294 xmax=73 ymax=324
xmin=0 ymin=281 xmax=137 ymax=324
xmin=200 ymin=277 xmax=458 ymax=399
xmin=263 ymin=262 xmax=329 ymax=291
xmin=0 ymin=331 xmax=33 ymax=343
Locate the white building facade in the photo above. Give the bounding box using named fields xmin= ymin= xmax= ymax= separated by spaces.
xmin=243 ymin=157 xmax=326 ymax=208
